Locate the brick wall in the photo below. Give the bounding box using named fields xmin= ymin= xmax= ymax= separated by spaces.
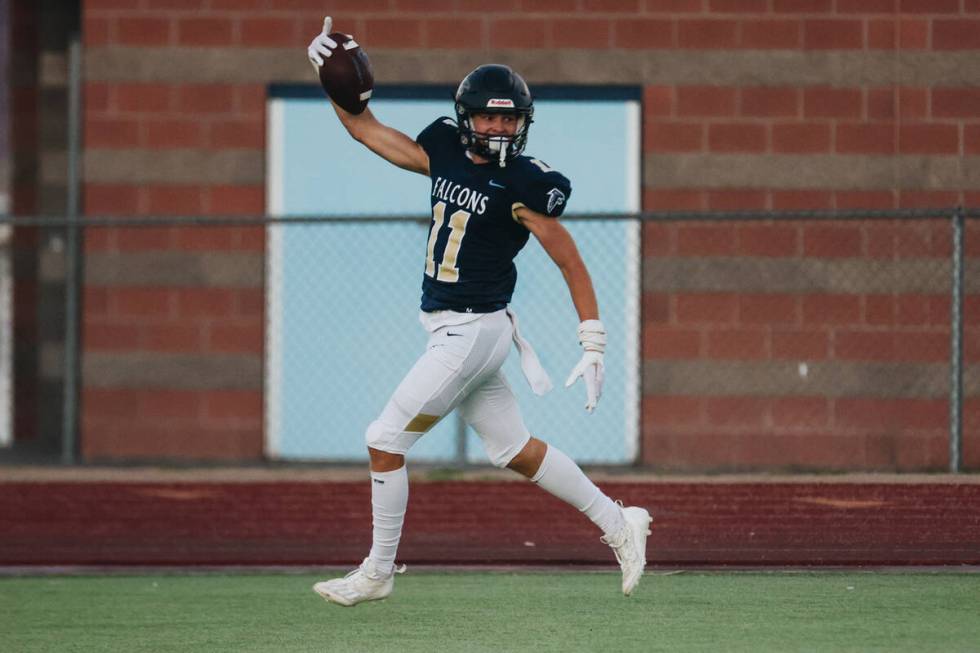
xmin=78 ymin=0 xmax=978 ymax=469
xmin=642 ymin=218 xmax=978 ymax=470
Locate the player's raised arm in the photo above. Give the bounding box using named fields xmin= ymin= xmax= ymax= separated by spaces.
xmin=333 ymin=106 xmax=430 ymax=176
xmin=307 ymin=17 xmax=430 ymax=176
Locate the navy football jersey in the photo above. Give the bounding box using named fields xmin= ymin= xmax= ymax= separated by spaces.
xmin=415 ymin=117 xmax=572 ymax=312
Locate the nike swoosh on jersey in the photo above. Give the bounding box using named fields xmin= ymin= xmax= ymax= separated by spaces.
xmin=488 ymin=180 xmax=506 ymax=189
xmin=446 ymin=332 xmax=463 ymax=337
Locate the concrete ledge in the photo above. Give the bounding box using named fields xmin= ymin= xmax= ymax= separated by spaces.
xmin=85 ymin=251 xmax=263 ymax=288
xmin=643 ymin=257 xmax=972 ymax=293
xmin=84 ymin=352 xmax=262 ymax=390
xmin=0 ymin=465 xmax=978 ymax=483
xmin=642 ymin=361 xmax=979 ymax=398
xmin=85 ymin=48 xmax=980 ymax=86
xmin=644 ymin=154 xmax=980 ymax=191
xmin=83 ymin=149 xmax=263 ymax=186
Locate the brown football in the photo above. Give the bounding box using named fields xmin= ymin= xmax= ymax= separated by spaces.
xmin=317 ymin=33 xmax=374 ymax=115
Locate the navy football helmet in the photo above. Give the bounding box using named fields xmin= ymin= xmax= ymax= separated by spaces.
xmin=454 ymin=64 xmax=534 ymax=166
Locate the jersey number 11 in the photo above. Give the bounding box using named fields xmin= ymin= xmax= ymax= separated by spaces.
xmin=424 ymin=201 xmax=471 ymax=283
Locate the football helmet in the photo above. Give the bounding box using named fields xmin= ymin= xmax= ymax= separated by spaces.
xmin=454 ymin=64 xmax=534 ymax=166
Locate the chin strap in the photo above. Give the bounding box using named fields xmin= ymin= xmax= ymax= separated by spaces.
xmin=480 ymin=133 xmax=509 ymax=167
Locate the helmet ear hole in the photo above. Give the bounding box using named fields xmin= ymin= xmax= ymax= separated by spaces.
xmin=454 ymin=102 xmax=473 ymax=148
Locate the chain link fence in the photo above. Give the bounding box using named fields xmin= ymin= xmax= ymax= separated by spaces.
xmin=641 ymin=212 xmax=973 ymax=471
xmin=266 ymin=216 xmax=639 ymax=465
xmin=1 ymin=208 xmax=977 ymax=470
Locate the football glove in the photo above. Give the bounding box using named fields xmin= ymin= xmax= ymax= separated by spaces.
xmin=307 ymin=16 xmax=338 ymax=72
xmin=564 ymin=319 xmax=606 ymax=413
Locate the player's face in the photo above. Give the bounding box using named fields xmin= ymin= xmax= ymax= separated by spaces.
xmin=471 ymin=112 xmax=519 ymax=137
xmin=469 ymin=112 xmax=521 ymax=162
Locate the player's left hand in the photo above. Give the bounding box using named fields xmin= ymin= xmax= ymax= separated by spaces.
xmin=564 ymin=319 xmax=606 ymax=413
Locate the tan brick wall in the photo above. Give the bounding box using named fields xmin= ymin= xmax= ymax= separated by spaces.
xmin=79 ymin=0 xmax=979 ymax=468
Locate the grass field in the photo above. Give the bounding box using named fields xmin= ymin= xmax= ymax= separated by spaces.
xmin=3 ymin=570 xmax=978 ymax=652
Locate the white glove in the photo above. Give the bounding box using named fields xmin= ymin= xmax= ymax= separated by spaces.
xmin=307 ymin=16 xmax=337 ymax=72
xmin=564 ymin=319 xmax=606 ymax=413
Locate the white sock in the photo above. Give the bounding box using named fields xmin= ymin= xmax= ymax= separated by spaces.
xmin=367 ymin=466 xmax=408 ymax=576
xmin=531 ymin=444 xmax=625 ymax=538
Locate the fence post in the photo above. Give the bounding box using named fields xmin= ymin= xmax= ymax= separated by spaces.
xmin=454 ymin=413 xmax=468 ymax=467
xmin=948 ymin=207 xmax=965 ymax=473
xmin=60 ymin=34 xmax=82 ymax=464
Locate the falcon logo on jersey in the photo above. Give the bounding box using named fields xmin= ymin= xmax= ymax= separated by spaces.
xmin=546 ymin=188 xmax=566 ymax=215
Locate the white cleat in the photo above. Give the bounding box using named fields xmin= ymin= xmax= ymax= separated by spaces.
xmin=601 ymin=505 xmax=653 ymax=596
xmin=313 ymin=558 xmax=405 ymax=607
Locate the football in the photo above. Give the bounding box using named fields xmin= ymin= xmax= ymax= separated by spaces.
xmin=317 ymin=33 xmax=374 ymax=115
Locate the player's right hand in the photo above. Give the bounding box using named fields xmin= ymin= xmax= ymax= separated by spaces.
xmin=565 ymin=350 xmax=604 ymax=413
xmin=307 ymin=16 xmax=337 ymax=71
xmin=564 ymin=319 xmax=607 ymax=413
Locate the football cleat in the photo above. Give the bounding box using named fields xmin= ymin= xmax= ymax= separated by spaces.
xmin=313 ymin=558 xmax=405 ymax=607
xmin=601 ymin=505 xmax=653 ymax=596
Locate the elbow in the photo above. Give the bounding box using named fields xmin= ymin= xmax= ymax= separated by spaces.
xmin=558 ymin=253 xmax=587 ymax=280
xmin=349 ymin=119 xmax=369 ymax=143
xmin=342 ymin=119 xmax=367 ymax=144
xmin=334 ymin=106 xmax=369 ymax=143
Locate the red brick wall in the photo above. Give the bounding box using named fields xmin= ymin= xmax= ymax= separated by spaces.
xmin=82 ymin=1 xmax=269 ymax=460
xmin=642 ymin=219 xmax=977 ymax=470
xmin=79 ymin=0 xmax=978 ymax=468
xmin=645 ymin=83 xmax=977 ymax=210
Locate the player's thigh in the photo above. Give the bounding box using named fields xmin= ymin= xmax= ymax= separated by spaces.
xmin=386 ymin=339 xmax=473 ymax=425
xmin=367 ymin=313 xmax=511 ymax=454
xmin=458 ymin=371 xmax=531 ymax=468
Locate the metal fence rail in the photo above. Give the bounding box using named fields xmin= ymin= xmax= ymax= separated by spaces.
xmin=1 ymin=206 xmax=971 ymax=228
xmin=1 ymin=207 xmax=976 ymax=471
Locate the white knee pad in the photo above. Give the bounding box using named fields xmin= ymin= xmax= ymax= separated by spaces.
xmin=484 ymin=433 xmax=531 ymax=468
xmin=364 ymin=419 xmax=390 ymax=449
xmin=458 ymin=373 xmax=532 ymax=468
xmin=365 ymin=419 xmax=419 ymax=456
xmin=462 ymin=407 xmax=531 ymax=468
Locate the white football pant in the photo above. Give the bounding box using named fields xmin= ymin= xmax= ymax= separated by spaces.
xmin=364 ymin=309 xmax=531 ymax=467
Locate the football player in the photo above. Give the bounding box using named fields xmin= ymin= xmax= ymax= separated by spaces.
xmin=307 ymin=17 xmax=652 ymax=607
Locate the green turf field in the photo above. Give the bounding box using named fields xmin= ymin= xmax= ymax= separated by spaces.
xmin=2 ymin=570 xmax=978 ymax=652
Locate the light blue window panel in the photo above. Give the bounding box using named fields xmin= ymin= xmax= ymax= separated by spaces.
xmin=267 ymin=86 xmax=640 ymax=464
